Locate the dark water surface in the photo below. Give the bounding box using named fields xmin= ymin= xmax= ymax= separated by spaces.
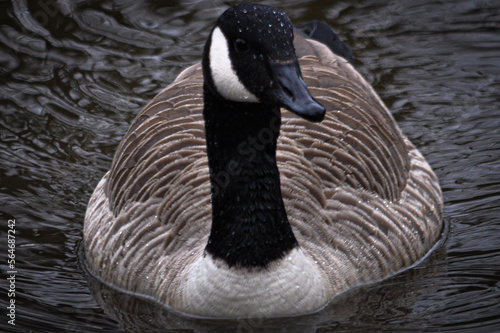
xmin=1 ymin=0 xmax=499 ymax=332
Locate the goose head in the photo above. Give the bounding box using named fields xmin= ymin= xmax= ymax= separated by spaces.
xmin=202 ymin=3 xmax=325 ymax=122
xmin=199 ymin=4 xmax=327 ymax=269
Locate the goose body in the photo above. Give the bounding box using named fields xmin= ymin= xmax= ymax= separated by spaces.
xmin=84 ymin=4 xmax=443 ymax=318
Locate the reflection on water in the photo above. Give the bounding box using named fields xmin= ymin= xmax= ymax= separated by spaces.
xmin=1 ymin=0 xmax=499 ymax=332
xmin=83 ymin=238 xmax=448 ymax=332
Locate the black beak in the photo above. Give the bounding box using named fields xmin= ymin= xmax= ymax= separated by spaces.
xmin=268 ymin=60 xmax=325 ymax=122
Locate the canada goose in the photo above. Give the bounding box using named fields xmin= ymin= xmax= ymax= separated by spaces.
xmin=84 ymin=3 xmax=443 ymax=318
xmin=296 ymin=20 xmax=354 ymax=64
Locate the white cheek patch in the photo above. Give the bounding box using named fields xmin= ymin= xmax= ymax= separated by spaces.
xmin=209 ymin=27 xmax=259 ymax=103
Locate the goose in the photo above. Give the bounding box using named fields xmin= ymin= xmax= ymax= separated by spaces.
xmin=84 ymin=3 xmax=443 ymax=318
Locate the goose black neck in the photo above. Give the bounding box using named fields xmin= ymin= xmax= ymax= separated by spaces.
xmin=203 ymin=84 xmax=298 ymax=268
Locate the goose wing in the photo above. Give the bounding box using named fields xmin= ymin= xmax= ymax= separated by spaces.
xmin=281 ymin=33 xmax=443 ymax=290
xmin=84 ymin=65 xmax=211 ymax=295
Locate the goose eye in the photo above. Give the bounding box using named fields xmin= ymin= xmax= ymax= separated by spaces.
xmin=234 ymin=39 xmax=249 ymax=53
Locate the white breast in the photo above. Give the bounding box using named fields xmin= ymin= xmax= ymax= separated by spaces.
xmin=175 ymin=248 xmax=331 ymax=317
